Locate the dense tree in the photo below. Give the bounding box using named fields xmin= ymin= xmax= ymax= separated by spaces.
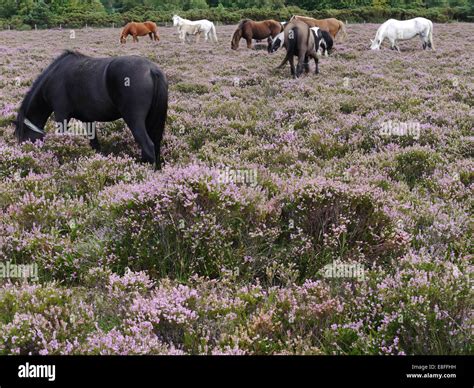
xmin=0 ymin=0 xmax=470 ymax=25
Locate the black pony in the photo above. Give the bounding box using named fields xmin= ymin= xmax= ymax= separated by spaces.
xmin=15 ymin=50 xmax=168 ymax=169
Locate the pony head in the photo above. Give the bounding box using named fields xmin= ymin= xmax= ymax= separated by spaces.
xmin=268 ymin=32 xmax=284 ymax=53
xmin=370 ymin=38 xmax=381 ymax=50
xmin=231 ymin=28 xmax=242 ymax=50
xmin=15 ymin=115 xmax=45 ymax=143
xmin=120 ymin=34 xmax=126 ymax=44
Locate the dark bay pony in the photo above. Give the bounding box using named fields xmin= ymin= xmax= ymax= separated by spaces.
xmin=269 ymin=20 xmax=319 ymax=78
xmin=231 ymin=19 xmax=283 ymax=50
xmin=120 ymin=21 xmax=160 ymax=43
xmin=290 ymin=15 xmax=347 ymax=41
xmin=15 ymin=51 xmax=168 ymax=169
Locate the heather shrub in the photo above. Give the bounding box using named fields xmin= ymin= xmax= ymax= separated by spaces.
xmin=0 ymin=283 xmax=95 ymax=355
xmin=94 ymin=121 xmax=141 ymax=159
xmin=280 ymin=178 xmax=407 ymax=270
xmin=327 ymin=250 xmax=472 ymax=355
xmin=98 ymin=164 xmax=269 ymax=279
xmin=55 ymin=155 xmax=151 ymax=198
xmin=0 ymin=140 xmax=58 ymax=178
xmin=0 ymin=23 xmax=471 ymax=355
xmin=393 ymin=148 xmax=441 ymax=189
xmin=37 ymin=133 xmax=96 ymax=164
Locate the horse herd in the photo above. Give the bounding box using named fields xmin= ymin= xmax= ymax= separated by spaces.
xmin=14 ymin=15 xmax=436 ymax=171
xmin=120 ymin=14 xmax=434 ymax=77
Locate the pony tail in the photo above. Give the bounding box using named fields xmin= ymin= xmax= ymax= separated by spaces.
xmin=338 ymin=21 xmax=348 ymax=41
xmin=288 ymin=27 xmax=297 ymax=57
xmin=210 ymin=23 xmax=218 ymax=42
xmin=428 ymin=21 xmax=434 ymax=50
xmin=146 ymin=69 xmax=168 ymax=169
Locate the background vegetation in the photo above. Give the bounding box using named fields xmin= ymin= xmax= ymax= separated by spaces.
xmin=0 ymin=0 xmax=472 ymax=29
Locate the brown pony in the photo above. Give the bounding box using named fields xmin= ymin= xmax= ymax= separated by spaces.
xmin=120 ymin=21 xmax=160 ymax=44
xmin=290 ymin=15 xmax=347 ymax=41
xmin=231 ymin=19 xmax=283 ymax=50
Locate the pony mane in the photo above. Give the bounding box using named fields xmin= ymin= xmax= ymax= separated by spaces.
xmin=15 ymin=50 xmax=82 ymax=140
xmin=374 ymin=21 xmax=390 ymax=41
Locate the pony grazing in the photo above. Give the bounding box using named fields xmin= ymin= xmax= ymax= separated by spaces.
xmin=310 ymin=27 xmax=333 ymax=56
xmin=120 ymin=21 xmax=159 ymax=43
xmin=15 ymin=51 xmax=168 ymax=169
xmin=231 ymin=19 xmax=283 ymax=50
xmin=180 ymin=23 xmax=203 ymax=43
xmin=370 ymin=18 xmax=434 ymax=51
xmin=269 ymin=20 xmax=320 ymax=78
xmin=172 ymin=15 xmax=218 ymax=43
xmin=290 ymin=15 xmax=347 ymax=41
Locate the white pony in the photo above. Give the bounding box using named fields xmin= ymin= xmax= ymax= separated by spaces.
xmin=179 ymin=23 xmax=203 ymax=44
xmin=172 ymin=15 xmax=218 ymax=44
xmin=370 ymin=17 xmax=434 ymax=51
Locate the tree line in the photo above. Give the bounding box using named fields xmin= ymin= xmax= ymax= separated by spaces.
xmin=0 ymin=0 xmax=472 ymax=29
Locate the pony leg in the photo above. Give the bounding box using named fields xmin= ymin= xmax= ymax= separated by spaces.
xmin=289 ymin=56 xmax=296 ymax=78
xmin=133 ymin=35 xmax=138 ymax=43
xmin=296 ymin=51 xmax=306 ymax=77
xmin=276 ymin=54 xmax=289 ymax=69
xmin=267 ymin=37 xmax=272 ymax=52
xmin=303 ymin=55 xmax=310 ymax=73
xmin=90 ymin=133 xmax=100 ymax=151
xmin=148 ymin=130 xmax=163 ymax=170
xmin=246 ymin=37 xmax=253 ymax=49
xmin=313 ymin=55 xmax=319 ymax=74
xmin=392 ymin=39 xmax=400 ymax=52
xmin=88 ymin=123 xmax=100 ymax=151
xmin=149 ymin=32 xmax=153 ymax=41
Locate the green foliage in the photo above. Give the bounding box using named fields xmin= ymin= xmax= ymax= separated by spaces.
xmin=176 ymin=82 xmax=211 ymax=95
xmin=394 ymin=148 xmax=441 ymax=189
xmin=0 ymin=0 xmax=472 ymax=28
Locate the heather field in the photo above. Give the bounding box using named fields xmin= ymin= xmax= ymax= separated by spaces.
xmin=0 ymin=23 xmax=472 ymax=355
